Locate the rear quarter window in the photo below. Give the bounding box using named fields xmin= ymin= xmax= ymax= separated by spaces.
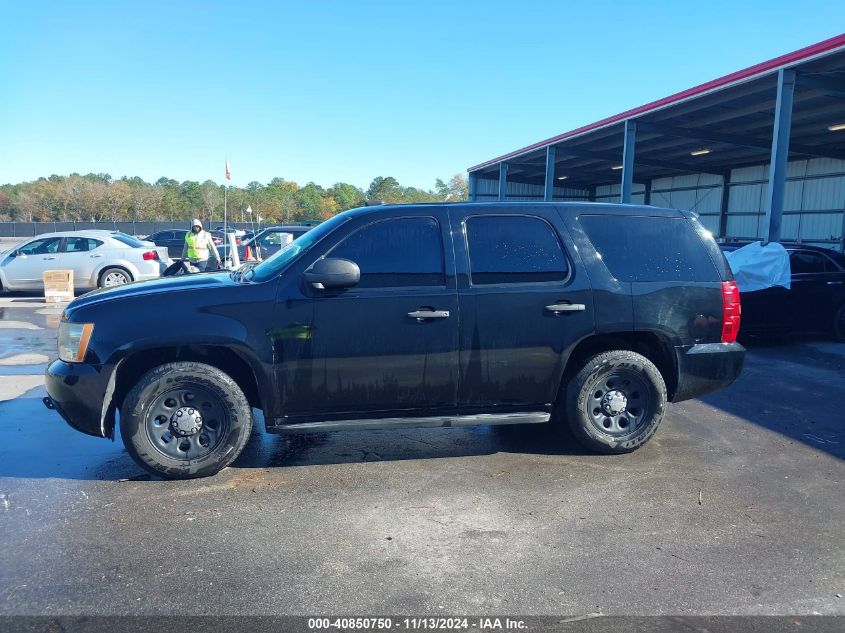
xmin=111 ymin=232 xmax=146 ymax=248
xmin=579 ymin=215 xmax=720 ymax=282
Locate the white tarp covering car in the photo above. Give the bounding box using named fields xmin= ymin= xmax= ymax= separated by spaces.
xmin=724 ymin=241 xmax=791 ymax=292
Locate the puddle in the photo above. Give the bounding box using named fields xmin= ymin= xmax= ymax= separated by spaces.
xmin=0 ymin=365 xmax=48 ymax=376
xmin=0 ymin=321 xmax=42 ymax=330
xmin=0 ymin=353 xmax=50 ymax=366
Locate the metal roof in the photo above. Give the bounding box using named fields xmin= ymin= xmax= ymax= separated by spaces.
xmin=468 ymin=34 xmax=845 ymax=189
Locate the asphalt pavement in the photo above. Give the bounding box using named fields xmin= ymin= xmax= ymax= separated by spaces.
xmin=0 ymin=294 xmax=842 ymax=616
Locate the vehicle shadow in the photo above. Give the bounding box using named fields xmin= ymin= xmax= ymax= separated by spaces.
xmin=699 ymin=336 xmax=845 ymax=460
xmin=0 ymin=385 xmax=592 ymax=481
xmin=231 ymin=421 xmax=592 ymax=471
xmin=0 ymin=386 xmax=136 ymax=481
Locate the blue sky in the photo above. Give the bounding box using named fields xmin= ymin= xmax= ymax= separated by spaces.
xmin=1 ymin=1 xmax=842 ymax=190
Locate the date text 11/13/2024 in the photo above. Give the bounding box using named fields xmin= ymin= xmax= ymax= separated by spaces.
xmin=307 ymin=617 xmax=528 ymax=630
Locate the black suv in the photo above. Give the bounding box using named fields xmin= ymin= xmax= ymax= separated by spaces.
xmin=45 ymin=203 xmax=745 ymax=479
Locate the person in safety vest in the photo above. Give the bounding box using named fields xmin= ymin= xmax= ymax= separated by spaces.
xmin=181 ymin=219 xmax=221 ymax=272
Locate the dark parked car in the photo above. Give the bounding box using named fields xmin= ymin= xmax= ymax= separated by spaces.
xmin=242 ymin=225 xmax=311 ymax=260
xmin=45 ymin=203 xmax=745 ymax=479
xmin=213 ymin=225 xmax=311 ymax=265
xmin=721 ymin=243 xmax=845 ymax=341
xmin=145 ymin=229 xmax=224 ymax=259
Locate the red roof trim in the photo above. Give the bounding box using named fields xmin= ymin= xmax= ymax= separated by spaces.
xmin=469 ymin=33 xmax=845 ymax=173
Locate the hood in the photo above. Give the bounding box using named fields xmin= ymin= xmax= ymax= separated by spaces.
xmin=192 ymin=218 xmax=203 ymax=229
xmin=67 ymin=272 xmax=237 ymax=313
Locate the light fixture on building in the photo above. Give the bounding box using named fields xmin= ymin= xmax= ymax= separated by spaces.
xmin=828 ymin=123 xmax=845 ymax=131
xmin=611 ymin=165 xmax=623 ymax=170
xmin=690 ymin=148 xmax=711 ymax=156
xmin=557 ymin=175 xmax=568 ymax=180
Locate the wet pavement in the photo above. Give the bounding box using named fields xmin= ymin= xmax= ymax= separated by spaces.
xmin=0 ymin=294 xmax=843 ymax=616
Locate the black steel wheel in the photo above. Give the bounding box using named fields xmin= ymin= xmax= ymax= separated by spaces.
xmin=585 ymin=370 xmax=653 ymax=437
xmin=144 ymin=384 xmax=230 ymax=461
xmin=120 ymin=362 xmax=253 ymax=479
xmin=562 ymin=350 xmax=666 ymax=454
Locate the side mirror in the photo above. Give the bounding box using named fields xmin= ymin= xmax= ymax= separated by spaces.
xmin=303 ymin=257 xmax=360 ymax=289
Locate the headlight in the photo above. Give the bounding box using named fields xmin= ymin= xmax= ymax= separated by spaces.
xmin=58 ymin=322 xmax=95 ymax=363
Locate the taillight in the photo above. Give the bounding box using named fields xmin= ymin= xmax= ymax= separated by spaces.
xmin=142 ymin=250 xmax=159 ymax=261
xmin=721 ymin=281 xmax=741 ymax=343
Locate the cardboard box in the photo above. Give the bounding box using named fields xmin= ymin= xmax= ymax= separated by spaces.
xmin=43 ymin=269 xmax=74 ymax=303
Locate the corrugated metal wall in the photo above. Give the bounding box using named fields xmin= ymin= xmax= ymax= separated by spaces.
xmin=726 ymin=158 xmax=845 ymax=250
xmin=474 ymin=178 xmax=589 ymax=201
xmin=473 ymin=156 xmax=845 ymax=252
xmin=595 ymin=183 xmax=647 ymax=205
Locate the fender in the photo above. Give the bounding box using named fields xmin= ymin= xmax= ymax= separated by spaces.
xmin=98 ymin=337 xmax=273 ymax=439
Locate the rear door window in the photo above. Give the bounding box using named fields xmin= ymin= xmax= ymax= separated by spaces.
xmin=579 ymin=215 xmax=719 ymax=282
xmin=464 ymin=215 xmax=568 ymax=285
xmin=789 ymin=250 xmax=832 ymax=274
xmin=112 ymin=233 xmax=145 ymax=248
xmin=328 ymin=217 xmax=444 ymax=288
xmin=63 ymin=237 xmax=103 ymax=252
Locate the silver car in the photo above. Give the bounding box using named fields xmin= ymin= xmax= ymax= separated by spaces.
xmin=0 ymin=230 xmax=170 ymax=292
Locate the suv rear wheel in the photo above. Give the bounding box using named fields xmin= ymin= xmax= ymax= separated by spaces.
xmin=562 ymin=350 xmax=666 ymax=454
xmin=119 ymin=362 xmax=253 ymax=479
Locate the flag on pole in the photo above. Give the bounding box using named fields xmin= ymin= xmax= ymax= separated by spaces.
xmin=225 ymin=158 xmax=231 ymax=181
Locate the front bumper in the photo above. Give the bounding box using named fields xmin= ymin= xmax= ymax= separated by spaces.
xmin=45 ymin=360 xmax=111 ymax=438
xmin=671 ymin=342 xmax=746 ymax=403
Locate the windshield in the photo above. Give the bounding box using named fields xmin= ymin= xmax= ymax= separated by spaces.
xmin=244 ymin=214 xmax=350 ymax=282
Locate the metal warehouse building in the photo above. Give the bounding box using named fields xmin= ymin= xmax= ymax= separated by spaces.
xmin=467 ymin=34 xmax=845 ymax=252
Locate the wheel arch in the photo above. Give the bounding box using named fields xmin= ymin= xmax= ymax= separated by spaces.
xmin=559 ymin=330 xmax=678 ymax=403
xmin=105 ymin=344 xmax=265 ymax=438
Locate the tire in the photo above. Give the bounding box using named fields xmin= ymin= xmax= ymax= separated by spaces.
xmin=562 ymin=350 xmax=667 ymax=454
xmin=833 ymin=304 xmax=845 ymax=343
xmin=99 ymin=267 xmax=133 ymax=288
xmin=119 ymin=362 xmax=254 ymax=479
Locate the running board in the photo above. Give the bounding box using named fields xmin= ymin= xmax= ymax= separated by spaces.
xmin=267 ymin=411 xmax=551 ymax=434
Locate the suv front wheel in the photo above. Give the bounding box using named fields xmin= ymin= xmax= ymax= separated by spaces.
xmin=119 ymin=362 xmax=254 ymax=479
xmin=563 ymin=350 xmax=667 ymax=454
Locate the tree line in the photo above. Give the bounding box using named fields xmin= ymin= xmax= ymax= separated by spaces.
xmin=0 ymin=173 xmax=468 ymax=224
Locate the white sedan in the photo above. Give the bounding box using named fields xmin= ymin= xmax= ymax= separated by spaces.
xmin=0 ymin=230 xmax=171 ymax=292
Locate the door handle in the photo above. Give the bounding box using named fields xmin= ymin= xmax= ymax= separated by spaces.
xmin=90 ymin=254 xmax=103 ymax=258
xmin=42 ymin=256 xmax=56 ymax=260
xmin=545 ymin=302 xmax=586 ymax=313
xmin=407 ymin=310 xmax=450 ymax=321
xmin=827 ymin=281 xmax=843 ymax=285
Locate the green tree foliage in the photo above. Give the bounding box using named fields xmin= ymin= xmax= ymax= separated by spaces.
xmin=0 ymin=172 xmax=468 ymax=224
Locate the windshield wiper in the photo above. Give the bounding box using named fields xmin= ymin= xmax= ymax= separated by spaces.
xmin=237 ymin=262 xmax=257 ymax=282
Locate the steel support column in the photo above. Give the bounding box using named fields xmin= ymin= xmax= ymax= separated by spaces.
xmin=719 ymin=171 xmax=731 ymax=240
xmin=468 ymin=172 xmax=478 ymax=202
xmin=620 ymin=120 xmax=637 ymax=203
xmin=762 ymin=69 xmax=795 ymax=245
xmin=544 ymin=146 xmax=556 ymax=201
xmin=498 ymin=162 xmax=508 ymax=201
xmin=643 ymin=179 xmax=652 ymax=206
